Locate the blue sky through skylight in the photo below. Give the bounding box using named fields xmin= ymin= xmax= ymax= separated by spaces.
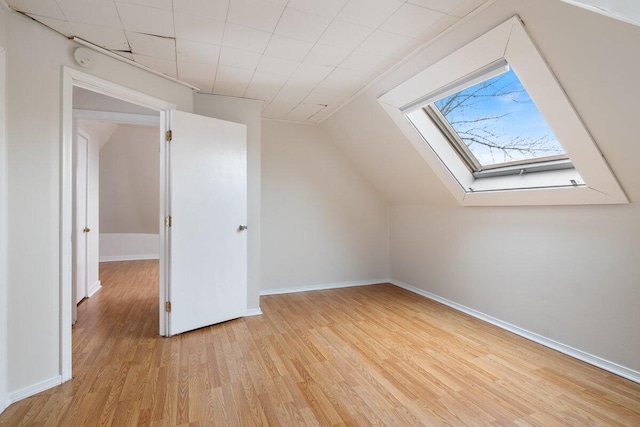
xmin=434 ymin=69 xmax=566 ymax=167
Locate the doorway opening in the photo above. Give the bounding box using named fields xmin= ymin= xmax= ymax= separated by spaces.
xmin=61 ymin=67 xmax=175 ymax=382
xmin=62 ymin=67 xmax=250 ymax=385
xmin=72 ymin=87 xmax=161 ymax=328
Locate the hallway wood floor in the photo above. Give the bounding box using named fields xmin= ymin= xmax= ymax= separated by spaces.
xmin=1 ymin=260 xmax=639 ymax=426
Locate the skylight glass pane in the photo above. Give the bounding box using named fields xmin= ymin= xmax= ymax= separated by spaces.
xmin=433 ymin=69 xmax=566 ymax=168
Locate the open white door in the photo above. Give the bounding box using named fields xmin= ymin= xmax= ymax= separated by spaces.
xmin=75 ymin=130 xmax=89 ymax=305
xmin=166 ymin=110 xmax=248 ymax=336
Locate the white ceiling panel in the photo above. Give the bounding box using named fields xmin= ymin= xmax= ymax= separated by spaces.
xmin=288 ymin=63 xmax=334 ymax=87
xmin=213 ymin=65 xmax=254 ymax=97
xmin=71 ymin=22 xmax=130 ymax=50
xmin=307 ymin=105 xmax=336 ymax=123
xmin=132 ymin=54 xmax=178 ymax=78
xmin=57 ymin=0 xmax=122 ymax=28
xmin=245 ymin=71 xmax=288 ymax=101
xmin=257 ymin=55 xmax=300 ymax=76
xmin=173 ymin=0 xmax=230 ymax=20
xmin=174 ymin=13 xmax=225 ymax=45
xmin=407 ymin=0 xmax=466 ymax=14
xmin=318 ymin=20 xmax=373 ymax=50
xmin=116 ymin=3 xmax=174 ymax=37
xmin=286 ymin=0 xmax=349 ymax=19
xmin=337 ymin=0 xmax=403 ymax=28
xmin=219 ymin=46 xmax=262 ymax=70
xmin=304 ymin=67 xmax=363 ymax=104
xmin=10 ymin=0 xmax=492 ymax=122
xmin=9 ymin=0 xmax=65 ymax=20
xmin=274 ymin=8 xmax=331 ymax=43
xmin=126 ymin=31 xmax=176 ymax=60
xmin=262 ymin=99 xmax=297 ymax=119
xmin=380 ymin=3 xmax=445 ymax=38
xmin=338 ymin=51 xmax=388 ymax=73
xmin=415 ymin=13 xmax=458 ymax=41
xmin=115 ymin=52 xmax=135 ymax=60
xmin=31 ymin=16 xmax=74 ymax=37
xmin=285 ymin=103 xmax=325 ymax=121
xmin=357 ymin=30 xmax=412 ymax=57
xmin=116 ymin=0 xmax=173 ymax=11
xmin=449 ymin=0 xmax=488 ymax=18
xmin=178 ymin=61 xmax=217 ymax=92
xmin=176 ymin=39 xmax=221 ymax=64
xmin=304 ymin=43 xmax=352 ymax=67
xmin=227 ymin=0 xmax=284 ymax=32
xmin=222 ymin=23 xmax=272 ymax=53
xmin=273 ymin=79 xmax=319 ymax=106
xmin=265 ymin=35 xmax=314 ymax=62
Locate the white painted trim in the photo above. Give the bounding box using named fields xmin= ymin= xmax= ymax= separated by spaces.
xmin=62 ymin=67 xmax=175 ymax=382
xmin=99 ymin=254 xmax=159 ymax=262
xmin=390 ymin=279 xmax=640 ymax=384
xmin=0 ymin=47 xmax=7 ymax=416
xmin=72 ymin=37 xmax=199 ymax=91
xmin=260 ymin=279 xmax=388 ymax=296
xmin=99 ymin=233 xmax=159 ymax=262
xmin=6 ymin=376 xmax=62 ymax=405
xmin=65 ymin=68 xmax=177 ymax=112
xmin=378 ymin=16 xmax=628 ymax=206
xmin=87 ymin=280 xmax=101 ymax=297
xmin=245 ymin=308 xmax=263 ymax=317
xmin=73 ymin=109 xmax=159 ymax=126
xmin=559 ymin=1 xmax=640 ymax=28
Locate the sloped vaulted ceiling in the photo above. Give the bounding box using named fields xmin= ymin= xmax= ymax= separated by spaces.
xmin=320 ymin=0 xmax=640 ymax=205
xmin=5 ymin=0 xmax=489 ymax=123
xmin=560 ymin=0 xmax=640 ymax=25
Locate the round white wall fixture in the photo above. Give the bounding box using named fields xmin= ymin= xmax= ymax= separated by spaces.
xmin=73 ymin=47 xmax=94 ymax=68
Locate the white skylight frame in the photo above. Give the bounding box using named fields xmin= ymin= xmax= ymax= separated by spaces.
xmin=378 ymin=16 xmax=628 ymax=206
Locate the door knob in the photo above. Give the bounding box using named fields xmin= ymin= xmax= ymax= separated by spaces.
xmin=238 ymin=224 xmax=248 ymax=231
xmin=83 ymin=227 xmax=90 ymax=233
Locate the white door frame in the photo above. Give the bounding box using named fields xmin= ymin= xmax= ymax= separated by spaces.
xmin=61 ymin=67 xmax=175 ymax=382
xmin=0 ymin=47 xmax=9 ymax=412
xmin=72 ymin=127 xmax=90 ymax=323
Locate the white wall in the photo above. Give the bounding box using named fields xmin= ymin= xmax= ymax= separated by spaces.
xmin=193 ymin=94 xmax=262 ymax=312
xmin=99 ymin=125 xmax=159 ymax=234
xmin=99 ymin=233 xmax=159 ymax=262
xmin=4 ymin=11 xmax=192 ymax=401
xmin=261 ymin=120 xmax=389 ymax=292
xmin=391 ymin=204 xmax=640 ymax=373
xmin=322 ymin=0 xmax=640 ymax=378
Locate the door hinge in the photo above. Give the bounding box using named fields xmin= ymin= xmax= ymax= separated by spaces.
xmin=166 ymin=130 xmax=172 ymax=142
xmin=165 ymin=301 xmax=172 ymax=312
xmin=165 ymin=216 xmax=172 ymax=227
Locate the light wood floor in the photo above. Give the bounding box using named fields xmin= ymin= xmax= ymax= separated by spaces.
xmin=1 ymin=260 xmax=639 ymax=426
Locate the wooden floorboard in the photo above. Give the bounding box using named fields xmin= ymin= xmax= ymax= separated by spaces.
xmin=1 ymin=259 xmax=639 ymax=426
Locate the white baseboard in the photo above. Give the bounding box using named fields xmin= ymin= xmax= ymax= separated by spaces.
xmin=88 ymin=280 xmax=101 ymax=297
xmin=99 ymin=233 xmax=159 ymax=262
xmin=260 ymin=279 xmax=388 ymax=296
xmin=1 ymin=394 xmax=9 ymax=416
xmin=391 ymin=279 xmax=640 ymax=384
xmin=99 ymin=254 xmax=159 ymax=262
xmin=245 ymin=308 xmax=263 ymax=317
xmin=6 ymin=375 xmax=62 ymax=407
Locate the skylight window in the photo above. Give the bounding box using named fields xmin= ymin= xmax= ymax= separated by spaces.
xmin=378 ymin=16 xmax=628 ymax=206
xmin=430 ymin=68 xmax=566 ymax=169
